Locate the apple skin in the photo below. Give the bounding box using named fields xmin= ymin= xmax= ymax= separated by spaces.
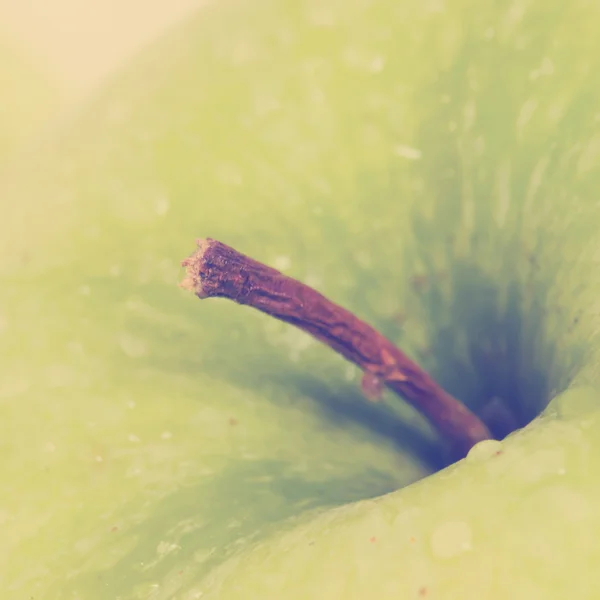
xmin=0 ymin=35 xmax=57 ymax=166
xmin=204 ymin=389 xmax=600 ymax=598
xmin=2 ymin=0 xmax=600 ymax=598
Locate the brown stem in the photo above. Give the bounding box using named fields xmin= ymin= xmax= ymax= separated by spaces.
xmin=181 ymin=238 xmax=492 ymax=457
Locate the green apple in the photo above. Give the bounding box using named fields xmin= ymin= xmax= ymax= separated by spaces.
xmin=2 ymin=0 xmax=600 ymax=598
xmin=0 ymin=34 xmax=56 ymax=166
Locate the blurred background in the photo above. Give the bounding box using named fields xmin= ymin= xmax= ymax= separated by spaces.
xmin=0 ymin=0 xmax=207 ymax=98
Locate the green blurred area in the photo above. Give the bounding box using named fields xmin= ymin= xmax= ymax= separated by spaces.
xmin=2 ymin=0 xmax=600 ymax=598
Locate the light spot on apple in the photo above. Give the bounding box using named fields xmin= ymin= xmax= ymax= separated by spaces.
xmin=344 ymin=364 xmax=358 ymax=381
xmin=506 ymin=1 xmax=526 ymax=27
xmin=354 ymin=250 xmax=372 ymax=268
xmin=539 ymin=485 xmax=593 ymax=522
xmin=45 ymin=364 xmax=76 ymax=388
xmin=474 ymin=135 xmax=485 ymax=155
xmin=157 ymin=540 xmax=181 ymax=556
xmin=304 ymin=271 xmax=323 ymax=288
xmin=425 ymin=0 xmax=445 ymax=14
xmin=341 ymin=46 xmax=386 ymax=73
xmin=160 ymin=431 xmax=173 ymax=440
xmin=392 ymin=506 xmax=422 ymax=530
xmin=245 ymin=474 xmax=275 ymax=484
xmin=394 ymin=144 xmax=422 ymax=160
xmin=109 ymin=264 xmax=121 ymax=277
xmin=463 ymin=99 xmax=476 ymax=131
xmin=549 ymin=100 xmax=567 ymax=125
xmin=264 ymin=319 xmax=315 ymax=362
xmin=119 ymin=333 xmax=147 ymax=358
xmin=553 ymin=386 xmax=599 ymax=420
xmin=466 ymin=438 xmax=503 ymax=462
xmin=1 ymin=375 xmax=32 ymax=398
xmin=126 ymin=465 xmax=142 ymax=477
xmin=529 ymin=56 xmax=555 ymax=80
xmin=66 ymin=340 xmax=84 ymax=355
xmin=309 ymin=176 xmax=332 ymax=196
xmin=217 ymin=36 xmax=261 ymax=67
xmin=429 ymin=520 xmax=473 ymax=559
xmin=106 ymin=101 xmax=130 ymax=124
xmin=84 ymin=225 xmax=101 ymax=239
xmin=0 ymin=312 xmax=6 ymax=334
xmin=495 ymin=160 xmax=512 ymax=226
xmin=523 ymin=156 xmax=550 ymax=213
xmin=369 ymin=56 xmax=385 ymax=73
xmin=272 ymin=255 xmax=292 ymax=271
xmin=193 ymin=547 xmax=216 ymax=565
xmin=216 ymin=163 xmax=243 ymax=186
xmin=516 ymin=97 xmax=539 ymax=132
xmin=241 ymin=452 xmax=261 ymax=461
xmin=306 ymin=6 xmax=335 ymax=28
xmin=197 ymin=467 xmax=215 ymax=476
xmin=513 ymin=448 xmax=566 ymax=483
xmin=253 ymin=91 xmax=281 ymax=117
xmin=127 ymin=433 xmax=141 ymax=443
xmin=154 ymin=196 xmax=170 ymax=217
xmin=361 ymin=372 xmax=383 ymax=402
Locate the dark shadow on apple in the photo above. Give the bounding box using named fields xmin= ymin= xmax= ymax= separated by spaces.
xmin=400 ymin=232 xmax=585 ymax=438
xmin=268 ymin=369 xmax=444 ymax=469
xmin=400 ymin=204 xmax=588 ymax=442
xmin=57 ymin=458 xmax=400 ymax=598
xmin=141 ymin=340 xmax=445 ymax=472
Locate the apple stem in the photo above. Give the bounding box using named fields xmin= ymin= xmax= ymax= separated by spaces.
xmin=181 ymin=238 xmax=492 ymax=458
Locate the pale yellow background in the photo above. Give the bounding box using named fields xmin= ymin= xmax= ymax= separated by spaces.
xmin=0 ymin=0 xmax=207 ymax=96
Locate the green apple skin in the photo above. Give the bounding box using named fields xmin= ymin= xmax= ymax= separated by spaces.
xmin=0 ymin=35 xmax=57 ymax=166
xmin=2 ymin=0 xmax=600 ymax=598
